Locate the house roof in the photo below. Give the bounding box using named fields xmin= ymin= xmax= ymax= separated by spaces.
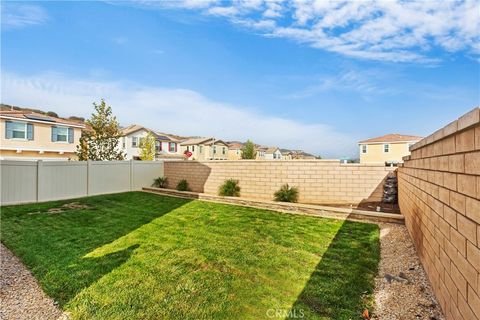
xmin=0 ymin=110 xmax=86 ymax=128
xmin=265 ymin=147 xmax=279 ymax=153
xmin=228 ymin=142 xmax=244 ymax=149
xmin=121 ymin=124 xmax=178 ymax=141
xmin=180 ymin=137 xmax=228 ymax=146
xmin=359 ymin=133 xmax=423 ymax=144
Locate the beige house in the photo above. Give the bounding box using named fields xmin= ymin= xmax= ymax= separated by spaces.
xmin=180 ymin=137 xmax=229 ymax=160
xmin=227 ymin=142 xmax=244 ymax=160
xmin=0 ymin=111 xmax=85 ymax=160
xmin=119 ymin=125 xmax=182 ymax=160
xmin=358 ymin=133 xmax=422 ymax=165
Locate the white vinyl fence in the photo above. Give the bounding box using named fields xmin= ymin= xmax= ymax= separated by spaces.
xmin=0 ymin=160 xmax=164 ymax=205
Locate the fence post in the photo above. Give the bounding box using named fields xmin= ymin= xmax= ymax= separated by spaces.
xmin=130 ymin=159 xmax=134 ymax=191
xmin=87 ymin=160 xmax=92 ymax=196
xmin=36 ymin=160 xmax=43 ymax=203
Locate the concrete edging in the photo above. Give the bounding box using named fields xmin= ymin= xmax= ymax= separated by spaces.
xmin=142 ymin=187 xmax=405 ymax=224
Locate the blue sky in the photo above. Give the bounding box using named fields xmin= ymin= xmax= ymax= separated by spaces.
xmin=2 ymin=1 xmax=479 ymax=158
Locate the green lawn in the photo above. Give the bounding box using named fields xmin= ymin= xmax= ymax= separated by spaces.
xmin=1 ymin=192 xmax=380 ymax=320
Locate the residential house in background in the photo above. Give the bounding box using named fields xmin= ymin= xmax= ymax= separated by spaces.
xmin=358 ymin=133 xmax=422 ymax=165
xmin=227 ymin=141 xmax=244 ymax=160
xmin=180 ymin=137 xmax=229 ymax=160
xmin=263 ymin=147 xmax=283 ymax=160
xmin=0 ymin=110 xmax=85 ymax=160
xmin=279 ymin=149 xmax=293 ymax=160
xmin=290 ymin=150 xmax=316 ymax=159
xmin=119 ymin=125 xmax=182 ymax=160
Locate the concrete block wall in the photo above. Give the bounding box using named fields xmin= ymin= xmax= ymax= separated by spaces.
xmin=398 ymin=107 xmax=480 ymax=320
xmin=163 ymin=160 xmax=394 ymax=205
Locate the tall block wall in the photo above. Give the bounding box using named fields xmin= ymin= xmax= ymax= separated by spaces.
xmin=164 ymin=160 xmax=394 ymax=204
xmin=398 ymin=108 xmax=480 ymax=320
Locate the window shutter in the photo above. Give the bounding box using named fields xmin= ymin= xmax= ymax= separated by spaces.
xmin=5 ymin=121 xmax=13 ymax=139
xmin=68 ymin=128 xmax=74 ymax=143
xmin=51 ymin=127 xmax=58 ymax=142
xmin=175 ymin=143 xmax=177 ymax=152
xmin=27 ymin=123 xmax=34 ymax=140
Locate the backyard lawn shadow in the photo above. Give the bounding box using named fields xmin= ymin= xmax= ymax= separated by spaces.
xmin=0 ymin=192 xmax=191 ymax=306
xmin=288 ymin=220 xmax=380 ymax=319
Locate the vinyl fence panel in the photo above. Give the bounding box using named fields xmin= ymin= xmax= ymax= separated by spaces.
xmin=0 ymin=160 xmax=164 ymax=205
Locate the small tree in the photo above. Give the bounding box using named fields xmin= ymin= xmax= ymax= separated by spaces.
xmin=139 ymin=132 xmax=156 ymax=161
xmin=241 ymin=140 xmax=257 ymax=159
xmin=76 ymin=99 xmax=125 ymax=161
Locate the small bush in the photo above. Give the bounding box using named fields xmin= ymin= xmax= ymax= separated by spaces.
xmin=218 ymin=179 xmax=241 ymax=197
xmin=153 ymin=177 xmax=168 ymax=188
xmin=274 ymin=184 xmax=299 ymax=203
xmin=176 ymin=179 xmax=189 ymax=191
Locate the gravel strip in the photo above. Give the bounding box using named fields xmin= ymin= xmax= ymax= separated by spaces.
xmin=0 ymin=244 xmax=67 ymax=320
xmin=373 ymin=223 xmax=445 ymax=320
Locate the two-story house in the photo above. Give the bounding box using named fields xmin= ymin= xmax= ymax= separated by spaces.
xmin=180 ymin=137 xmax=229 ymax=160
xmin=358 ymin=133 xmax=423 ymax=165
xmin=119 ymin=125 xmax=182 ymax=160
xmin=0 ymin=111 xmax=85 ymax=160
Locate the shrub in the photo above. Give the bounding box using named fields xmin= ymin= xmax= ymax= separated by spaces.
xmin=274 ymin=184 xmax=299 ymax=203
xmin=152 ymin=177 xmax=168 ymax=188
xmin=218 ymin=179 xmax=241 ymax=197
xmin=176 ymin=179 xmax=189 ymax=191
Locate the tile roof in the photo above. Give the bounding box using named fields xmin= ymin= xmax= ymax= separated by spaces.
xmin=359 ymin=133 xmax=423 ymax=144
xmin=181 ymin=137 xmax=228 ymax=146
xmin=265 ymin=147 xmax=279 ymax=153
xmin=0 ymin=110 xmax=85 ymax=127
xmin=121 ymin=124 xmax=178 ymax=141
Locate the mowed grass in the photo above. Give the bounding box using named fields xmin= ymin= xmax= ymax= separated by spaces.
xmin=1 ymin=192 xmax=380 ymax=320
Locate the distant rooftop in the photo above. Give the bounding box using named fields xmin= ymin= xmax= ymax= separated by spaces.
xmin=359 ymin=133 xmax=423 ymax=144
xmin=0 ymin=110 xmax=85 ymax=127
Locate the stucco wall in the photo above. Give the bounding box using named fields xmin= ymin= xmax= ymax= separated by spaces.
xmin=398 ymin=107 xmax=480 ymax=320
xmin=163 ymin=160 xmax=394 ymax=204
xmin=359 ymin=141 xmax=416 ymax=164
xmin=0 ymin=119 xmax=82 ymax=158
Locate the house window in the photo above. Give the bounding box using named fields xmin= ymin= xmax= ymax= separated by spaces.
xmin=155 ymin=141 xmax=160 ymax=152
xmin=361 ymin=145 xmax=367 ymax=154
xmin=236 ymin=149 xmax=240 ymax=155
xmin=213 ymin=146 xmax=216 ymax=154
xmin=51 ymin=126 xmax=73 ymax=143
xmin=199 ymin=146 xmax=203 ymax=153
xmin=169 ymin=143 xmax=176 ymax=152
xmin=7 ymin=121 xmax=27 ymax=139
xmin=55 ymin=127 xmax=69 ymax=142
xmin=192 ymin=145 xmax=195 ymax=152
xmin=132 ymin=137 xmax=138 ymax=147
xmin=222 ymin=147 xmax=226 ymax=155
xmin=383 ymin=144 xmax=390 ymax=153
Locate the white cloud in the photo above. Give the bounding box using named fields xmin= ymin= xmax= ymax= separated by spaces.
xmin=130 ymin=0 xmax=480 ymax=62
xmin=1 ymin=72 xmax=357 ymax=158
xmin=1 ymin=3 xmax=49 ymax=28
